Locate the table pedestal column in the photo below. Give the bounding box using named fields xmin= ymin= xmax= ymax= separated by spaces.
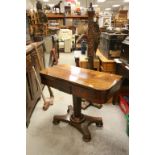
xmin=53 ymin=95 xmax=103 ymax=142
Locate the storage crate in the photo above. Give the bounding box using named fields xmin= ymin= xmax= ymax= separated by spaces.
xmin=119 ymin=94 xmax=129 ymax=115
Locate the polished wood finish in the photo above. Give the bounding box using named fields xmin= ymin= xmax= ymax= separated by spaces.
xmin=40 ymin=64 xmax=122 ymax=142
xmin=40 ymin=65 xmax=122 ymax=100
xmin=96 ymin=49 xmax=116 ymax=73
xmin=96 ymin=49 xmax=114 ymax=63
xmin=46 ymin=13 xmax=64 ymax=18
xmin=79 ymin=56 xmax=100 ymax=71
xmin=26 ymin=41 xmax=45 ymax=127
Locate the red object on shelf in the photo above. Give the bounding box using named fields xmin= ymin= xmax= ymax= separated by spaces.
xmin=119 ymin=94 xmax=129 ymax=115
xmin=65 ymin=0 xmax=75 ymax=3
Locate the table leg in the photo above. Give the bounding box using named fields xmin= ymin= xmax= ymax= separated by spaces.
xmin=53 ymin=95 xmax=103 ymax=142
xmin=47 ymin=86 xmax=54 ymax=97
xmin=74 ymin=57 xmax=80 ymax=67
xmin=112 ymin=92 xmax=119 ymax=105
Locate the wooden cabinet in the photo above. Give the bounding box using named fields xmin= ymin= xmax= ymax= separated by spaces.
xmin=96 ymin=49 xmax=116 ymax=73
xmin=26 ymin=41 xmax=45 ymax=127
xmin=98 ymin=32 xmax=127 ymax=59
xmin=79 ymin=55 xmax=100 ymax=71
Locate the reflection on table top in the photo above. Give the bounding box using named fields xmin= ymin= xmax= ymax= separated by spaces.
xmin=40 ymin=64 xmax=122 ymax=91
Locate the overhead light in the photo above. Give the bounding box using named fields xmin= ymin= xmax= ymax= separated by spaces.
xmin=112 ymin=4 xmax=120 ymax=8
xmin=97 ymin=0 xmax=106 ymax=2
xmin=105 ymin=8 xmax=111 ymax=11
xmin=124 ymin=0 xmax=129 ymax=2
xmin=93 ymin=5 xmax=98 ymax=7
xmin=48 ymin=4 xmax=54 ymax=7
xmin=65 ymin=0 xmax=76 ymax=2
xmin=43 ymin=0 xmax=49 ymax=2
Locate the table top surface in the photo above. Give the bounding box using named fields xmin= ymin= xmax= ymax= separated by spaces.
xmin=40 ymin=64 xmax=122 ymax=91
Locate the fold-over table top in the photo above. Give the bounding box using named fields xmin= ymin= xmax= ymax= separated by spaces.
xmin=40 ymin=64 xmax=122 ymax=91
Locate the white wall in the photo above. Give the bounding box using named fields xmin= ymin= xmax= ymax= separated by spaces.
xmin=26 ymin=0 xmax=129 ymax=14
xmin=26 ymin=0 xmax=35 ymax=9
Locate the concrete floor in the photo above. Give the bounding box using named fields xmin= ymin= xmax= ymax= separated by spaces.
xmin=26 ymin=52 xmax=129 ymax=155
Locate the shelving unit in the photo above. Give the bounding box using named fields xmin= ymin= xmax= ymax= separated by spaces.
xmin=46 ymin=13 xmax=88 ymax=27
xmin=114 ymin=10 xmax=128 ymax=27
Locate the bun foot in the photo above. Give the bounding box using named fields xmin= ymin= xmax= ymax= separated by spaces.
xmin=83 ymin=135 xmax=91 ymax=142
xmin=96 ymin=122 xmax=103 ymax=127
xmin=53 ymin=119 xmax=60 ymax=125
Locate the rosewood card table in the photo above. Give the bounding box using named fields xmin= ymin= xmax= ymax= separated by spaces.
xmin=40 ymin=64 xmax=122 ymax=142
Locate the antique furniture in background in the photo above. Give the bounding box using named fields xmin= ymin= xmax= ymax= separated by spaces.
xmin=26 ymin=41 xmax=45 ymax=126
xmin=81 ymin=10 xmax=101 ymax=109
xmin=87 ymin=10 xmax=100 ymax=70
xmin=115 ymin=36 xmax=129 ymax=78
xmin=36 ymin=0 xmax=43 ymax=11
xmin=96 ymin=49 xmax=116 ymax=73
xmin=79 ymin=55 xmax=100 ymax=71
xmin=115 ymin=36 xmax=129 ymax=94
xmin=120 ymin=36 xmax=129 ymax=64
xmin=46 ymin=13 xmax=88 ymax=28
xmin=48 ymin=35 xmax=59 ymax=66
xmin=65 ymin=5 xmax=71 ymax=15
xmin=114 ymin=10 xmax=128 ymax=27
xmin=73 ymin=9 xmax=101 ymax=109
xmin=26 ymin=13 xmax=32 ymax=45
xmin=26 ymin=9 xmax=48 ymax=42
xmin=98 ymin=32 xmax=127 ymax=59
xmin=40 ymin=64 xmax=122 ymax=142
xmin=57 ymin=29 xmax=73 ymax=52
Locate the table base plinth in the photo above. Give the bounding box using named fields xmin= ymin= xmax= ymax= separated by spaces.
xmin=53 ymin=105 xmax=103 ymax=142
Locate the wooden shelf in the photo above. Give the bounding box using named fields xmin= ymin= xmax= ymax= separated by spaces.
xmin=46 ymin=13 xmax=64 ymax=18
xmin=66 ymin=15 xmax=88 ymax=19
xmin=46 ymin=13 xmax=88 ymax=28
xmin=46 ymin=13 xmax=88 ymax=19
